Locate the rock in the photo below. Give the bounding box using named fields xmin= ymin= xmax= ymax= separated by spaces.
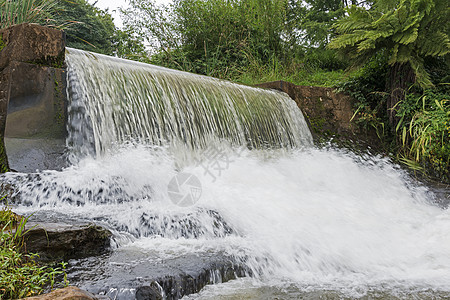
xmin=2 ymin=61 xmax=67 ymax=172
xmin=256 ymin=80 xmax=381 ymax=148
xmin=23 ymin=221 xmax=112 ymax=261
xmin=23 ymin=286 xmax=98 ymax=300
xmin=136 ymin=284 xmax=163 ymax=300
xmin=69 ymin=249 xmax=248 ymax=300
xmin=0 ymin=23 xmax=65 ymax=71
xmin=0 ymin=23 xmax=67 ymax=173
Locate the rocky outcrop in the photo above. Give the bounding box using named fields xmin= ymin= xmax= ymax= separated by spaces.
xmin=23 ymin=286 xmax=98 ymax=300
xmin=24 ymin=221 xmax=111 ymax=261
xmin=0 ymin=24 xmax=66 ymax=173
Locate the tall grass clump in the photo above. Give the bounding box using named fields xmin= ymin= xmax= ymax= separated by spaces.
xmin=0 ymin=0 xmax=56 ymax=29
xmin=396 ymin=90 xmax=450 ymax=181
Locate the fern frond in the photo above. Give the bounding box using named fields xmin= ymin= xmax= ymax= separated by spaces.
xmin=417 ymin=31 xmax=450 ymax=56
xmin=392 ymin=26 xmax=418 ymax=44
xmin=328 ymin=30 xmax=366 ymax=49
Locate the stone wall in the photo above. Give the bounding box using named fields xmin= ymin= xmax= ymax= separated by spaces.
xmin=256 ymin=81 xmax=380 ymax=146
xmin=0 ymin=24 xmax=66 ymax=172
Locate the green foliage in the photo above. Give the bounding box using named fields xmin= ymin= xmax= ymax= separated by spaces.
xmin=300 ymin=0 xmax=345 ymax=47
xmin=123 ymin=0 xmax=290 ymax=78
xmin=112 ymin=28 xmax=150 ymax=63
xmin=52 ymin=0 xmax=115 ymax=54
xmin=0 ymin=196 xmax=68 ymax=299
xmin=396 ymin=90 xmax=450 ymax=180
xmin=0 ymin=0 xmax=56 ymax=29
xmin=0 ymin=138 xmax=8 ymax=174
xmin=122 ymin=0 xmax=350 ymax=87
xmin=329 ymin=0 xmax=450 ymax=88
xmin=336 ymin=52 xmax=390 ymax=135
xmin=237 ymin=63 xmax=346 ymax=87
xmin=51 ymin=0 xmax=148 ymax=60
xmin=302 ymin=48 xmax=348 ymax=71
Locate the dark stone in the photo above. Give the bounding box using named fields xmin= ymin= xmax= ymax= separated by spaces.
xmin=0 ymin=66 xmax=11 ymax=172
xmin=68 ymin=249 xmax=248 ymax=300
xmin=0 ymin=23 xmax=67 ymax=172
xmin=3 ymin=62 xmax=67 ymax=171
xmin=136 ymin=284 xmax=163 ymax=300
xmin=23 ymin=221 xmax=112 ymax=262
xmin=0 ymin=23 xmax=65 ymax=71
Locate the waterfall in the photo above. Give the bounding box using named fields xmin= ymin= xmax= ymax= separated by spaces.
xmin=1 ymin=48 xmax=449 ymax=299
xmin=64 ymin=48 xmax=312 ymax=160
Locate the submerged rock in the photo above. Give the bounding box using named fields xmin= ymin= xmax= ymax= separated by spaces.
xmin=68 ymin=249 xmax=248 ymax=300
xmin=135 ymin=284 xmax=163 ymax=300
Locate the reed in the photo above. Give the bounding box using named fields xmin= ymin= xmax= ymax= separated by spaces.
xmin=0 ymin=0 xmax=56 ymax=29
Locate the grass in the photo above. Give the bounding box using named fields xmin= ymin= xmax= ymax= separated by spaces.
xmin=0 ymin=196 xmax=67 ymax=299
xmin=235 ymin=65 xmax=348 ymax=88
xmin=0 ymin=0 xmax=56 ymax=29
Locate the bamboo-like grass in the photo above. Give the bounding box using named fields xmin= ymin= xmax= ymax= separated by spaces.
xmin=0 ymin=0 xmax=56 ymax=29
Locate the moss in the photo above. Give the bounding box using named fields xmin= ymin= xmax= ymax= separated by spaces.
xmin=26 ymin=51 xmax=65 ymax=69
xmin=0 ymin=35 xmax=6 ymax=52
xmin=52 ymin=71 xmax=67 ymax=129
xmin=309 ymin=117 xmax=326 ymax=133
xmin=0 ymin=137 xmax=9 ymax=173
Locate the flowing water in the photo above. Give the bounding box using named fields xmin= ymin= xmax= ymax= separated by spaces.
xmin=2 ymin=48 xmax=450 ymax=299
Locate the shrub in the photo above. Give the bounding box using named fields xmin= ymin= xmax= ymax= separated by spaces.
xmin=396 ymin=90 xmax=450 ymax=181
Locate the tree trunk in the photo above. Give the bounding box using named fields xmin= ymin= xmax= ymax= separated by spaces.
xmin=386 ymin=62 xmax=415 ymax=129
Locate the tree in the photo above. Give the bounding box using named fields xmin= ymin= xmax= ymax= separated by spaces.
xmin=52 ymin=0 xmax=116 ymax=54
xmin=52 ymin=0 xmax=148 ymax=60
xmin=328 ymin=0 xmax=450 ymax=127
xmin=301 ymin=0 xmax=345 ymax=48
xmin=122 ymin=0 xmax=289 ymax=78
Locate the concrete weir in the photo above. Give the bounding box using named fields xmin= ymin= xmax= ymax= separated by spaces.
xmin=0 ymin=24 xmax=67 ymax=172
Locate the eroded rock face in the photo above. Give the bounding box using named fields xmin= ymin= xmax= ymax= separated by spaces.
xmin=23 ymin=286 xmax=98 ymax=300
xmin=256 ymin=81 xmax=381 ymax=148
xmin=24 ymin=221 xmax=112 ymax=261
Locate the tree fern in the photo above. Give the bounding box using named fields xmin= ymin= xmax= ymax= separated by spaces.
xmin=328 ymin=0 xmax=449 ymax=126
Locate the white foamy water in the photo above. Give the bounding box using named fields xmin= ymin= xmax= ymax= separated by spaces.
xmin=4 ymin=145 xmax=450 ymax=297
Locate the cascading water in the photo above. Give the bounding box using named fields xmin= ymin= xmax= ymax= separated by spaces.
xmin=64 ymin=48 xmax=312 ymax=160
xmin=2 ymin=48 xmax=450 ymax=299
